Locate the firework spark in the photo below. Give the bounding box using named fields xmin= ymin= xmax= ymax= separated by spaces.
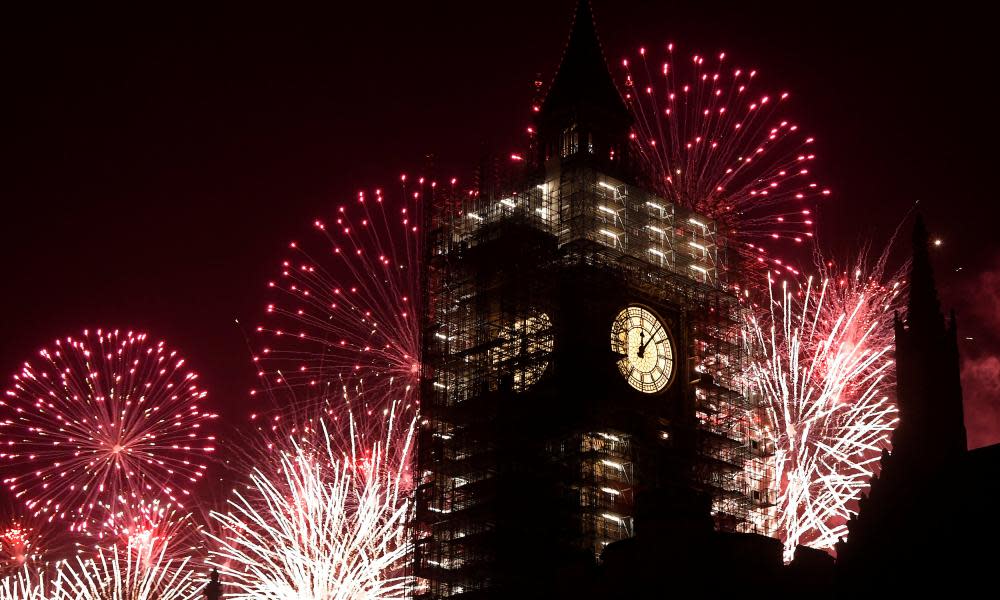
xmin=622 ymin=45 xmax=828 ymax=273
xmin=0 ymin=329 xmax=218 ymax=534
xmin=54 ymin=544 xmax=203 ymax=600
xmin=744 ymin=255 xmax=902 ymax=561
xmin=254 ymin=183 xmax=423 ymax=420
xmin=0 ymin=523 xmax=33 ymax=574
xmin=0 ymin=565 xmax=53 ymax=600
xmin=0 ymin=541 xmax=204 ymax=600
xmin=94 ymin=500 xmax=205 ymax=571
xmin=207 ymin=404 xmax=415 ymax=599
xmin=0 ymin=505 xmax=64 ymax=575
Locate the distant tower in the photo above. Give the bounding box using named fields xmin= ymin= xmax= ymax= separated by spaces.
xmin=891 ymin=214 xmax=967 ymax=465
xmin=836 ymin=214 xmax=968 ymax=588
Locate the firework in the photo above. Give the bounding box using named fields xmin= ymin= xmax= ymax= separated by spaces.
xmin=0 ymin=522 xmax=34 ymax=575
xmin=0 ymin=329 xmax=218 ymax=534
xmin=254 ymin=182 xmax=424 ymax=420
xmin=207 ymin=403 xmax=415 ymax=599
xmin=0 ymin=565 xmax=54 ymax=600
xmin=54 ymin=543 xmax=203 ymax=600
xmin=744 ymin=253 xmax=902 ymax=561
xmin=622 ymin=45 xmax=829 ymax=273
xmin=92 ymin=499 xmax=206 ymax=571
xmin=0 ymin=504 xmax=65 ymax=574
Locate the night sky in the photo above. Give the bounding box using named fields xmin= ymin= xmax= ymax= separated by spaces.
xmin=3 ymin=1 xmax=998 ymax=449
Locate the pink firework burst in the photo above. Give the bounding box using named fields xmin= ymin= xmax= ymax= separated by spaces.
xmin=0 ymin=329 xmax=217 ymax=534
xmin=0 ymin=514 xmax=49 ymax=575
xmin=91 ymin=499 xmax=205 ymax=570
xmin=622 ymin=45 xmax=829 ymax=275
xmin=253 ymin=180 xmax=425 ymax=419
xmin=744 ymin=249 xmax=903 ymax=561
xmin=244 ymin=389 xmax=418 ymax=500
xmin=0 ymin=498 xmax=82 ymax=575
xmin=0 ymin=523 xmax=33 ymax=574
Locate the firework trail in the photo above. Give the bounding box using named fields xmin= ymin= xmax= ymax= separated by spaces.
xmin=254 ymin=182 xmax=424 ymax=422
xmin=0 ymin=565 xmax=54 ymax=600
xmin=744 ymin=252 xmax=902 ymax=561
xmin=622 ymin=45 xmax=828 ymax=274
xmin=220 ymin=178 xmax=428 ymax=597
xmin=54 ymin=543 xmax=203 ymax=600
xmin=207 ymin=402 xmax=415 ymax=599
xmin=0 ymin=540 xmax=203 ymax=600
xmin=0 ymin=329 xmax=218 ymax=535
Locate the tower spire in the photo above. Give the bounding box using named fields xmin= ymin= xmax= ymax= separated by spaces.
xmin=891 ymin=213 xmax=967 ymax=462
xmin=905 ymin=214 xmax=944 ymax=333
xmin=540 ymin=0 xmax=629 ymax=120
xmin=535 ymin=0 xmax=632 ymax=171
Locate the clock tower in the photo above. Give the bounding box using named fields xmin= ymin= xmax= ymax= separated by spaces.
xmin=413 ymin=2 xmax=773 ymax=598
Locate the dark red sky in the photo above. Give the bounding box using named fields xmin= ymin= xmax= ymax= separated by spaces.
xmin=2 ymin=1 xmax=997 ymax=446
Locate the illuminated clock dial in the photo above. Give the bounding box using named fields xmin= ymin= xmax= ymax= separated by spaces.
xmin=491 ymin=312 xmax=554 ymax=392
xmin=610 ymin=305 xmax=674 ymax=393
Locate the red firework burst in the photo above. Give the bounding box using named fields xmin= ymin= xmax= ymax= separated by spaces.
xmin=1 ymin=499 xmax=78 ymax=574
xmin=108 ymin=500 xmax=203 ymax=569
xmin=253 ymin=180 xmax=425 ymax=420
xmin=0 ymin=329 xmax=217 ymax=535
xmin=0 ymin=523 xmax=32 ymax=573
xmin=0 ymin=510 xmax=51 ymax=575
xmin=622 ymin=44 xmax=829 ymax=275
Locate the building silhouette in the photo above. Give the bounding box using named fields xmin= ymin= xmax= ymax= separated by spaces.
xmin=835 ymin=218 xmax=1000 ymax=594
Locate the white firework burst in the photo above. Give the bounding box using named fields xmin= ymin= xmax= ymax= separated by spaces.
xmin=745 ymin=264 xmax=900 ymax=561
xmin=207 ymin=405 xmax=415 ymax=599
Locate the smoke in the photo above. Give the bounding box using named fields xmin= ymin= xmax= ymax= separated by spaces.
xmin=949 ymin=253 xmax=1000 ymax=449
xmin=961 ymin=355 xmax=1000 ymax=449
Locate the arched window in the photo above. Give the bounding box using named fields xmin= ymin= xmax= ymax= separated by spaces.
xmin=560 ymin=124 xmax=579 ymax=157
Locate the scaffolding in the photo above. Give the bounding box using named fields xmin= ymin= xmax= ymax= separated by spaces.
xmin=413 ymin=163 xmax=775 ymax=598
xmin=458 ymin=168 xmax=722 ymax=287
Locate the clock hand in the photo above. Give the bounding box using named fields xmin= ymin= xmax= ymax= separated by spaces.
xmin=637 ymin=324 xmax=662 ymax=358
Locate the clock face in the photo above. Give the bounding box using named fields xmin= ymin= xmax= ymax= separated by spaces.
xmin=610 ymin=305 xmax=674 ymax=394
xmin=491 ymin=312 xmax=554 ymax=392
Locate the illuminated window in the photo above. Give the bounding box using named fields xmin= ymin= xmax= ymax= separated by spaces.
xmin=561 ymin=126 xmax=579 ymax=157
